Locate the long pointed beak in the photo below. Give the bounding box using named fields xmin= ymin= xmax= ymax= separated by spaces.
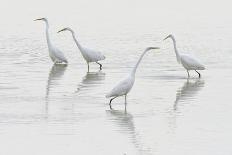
xmin=145 ymin=47 xmax=160 ymax=52
xmin=57 ymin=28 xmax=66 ymax=33
xmin=34 ymin=18 xmax=43 ymax=21
xmin=151 ymin=47 xmax=160 ymax=50
xmin=163 ymin=36 xmax=169 ymax=41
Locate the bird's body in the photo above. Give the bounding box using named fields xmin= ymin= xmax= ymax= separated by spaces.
xmin=35 ymin=18 xmax=68 ymax=64
xmin=58 ymin=28 xmax=105 ymax=71
xmin=80 ymin=46 xmax=105 ymax=63
xmin=106 ymin=47 xmax=159 ymax=109
xmin=106 ymin=74 xmax=135 ymax=98
xmin=48 ymin=46 xmax=68 ymax=64
xmin=180 ymin=54 xmax=205 ymax=71
xmin=164 ymin=34 xmax=205 ymax=77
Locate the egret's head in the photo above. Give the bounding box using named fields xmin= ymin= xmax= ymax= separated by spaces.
xmin=34 ymin=18 xmax=48 ymax=22
xmin=163 ymin=34 xmax=174 ymax=41
xmin=57 ymin=27 xmax=73 ymax=33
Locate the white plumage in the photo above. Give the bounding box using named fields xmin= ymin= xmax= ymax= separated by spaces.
xmin=34 ymin=18 xmax=68 ymax=64
xmin=58 ymin=27 xmax=105 ymax=71
xmin=106 ymin=75 xmax=134 ymax=98
xmin=164 ymin=34 xmax=205 ymax=77
xmin=180 ymin=54 xmax=205 ymax=70
xmin=81 ymin=46 xmax=105 ymax=62
xmin=106 ymin=47 xmax=160 ymax=109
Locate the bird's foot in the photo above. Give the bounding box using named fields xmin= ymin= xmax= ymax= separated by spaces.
xmin=109 ymin=103 xmax=113 ymax=110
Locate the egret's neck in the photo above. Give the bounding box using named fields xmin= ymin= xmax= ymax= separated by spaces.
xmin=71 ymin=31 xmax=82 ymax=50
xmin=131 ymin=49 xmax=148 ymax=76
xmin=170 ymin=37 xmax=181 ymax=63
xmin=45 ymin=21 xmax=52 ymax=48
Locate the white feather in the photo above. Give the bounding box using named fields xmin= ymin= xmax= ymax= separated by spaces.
xmin=164 ymin=34 xmax=205 ymax=76
xmin=105 ymin=47 xmax=159 ymax=103
xmin=81 ymin=47 xmax=105 ymax=62
xmin=36 ymin=18 xmax=68 ymax=64
xmin=58 ymin=28 xmax=105 ymax=68
xmin=106 ymin=75 xmax=135 ymax=98
xmin=180 ymin=54 xmax=205 ymax=70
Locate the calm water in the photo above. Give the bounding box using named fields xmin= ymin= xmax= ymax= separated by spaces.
xmin=1 ymin=0 xmax=232 ymax=154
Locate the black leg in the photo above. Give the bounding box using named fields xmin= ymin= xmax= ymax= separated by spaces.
xmin=96 ymin=62 xmax=102 ymax=70
xmin=195 ymin=70 xmax=201 ymax=78
xmin=109 ymin=97 xmax=117 ymax=109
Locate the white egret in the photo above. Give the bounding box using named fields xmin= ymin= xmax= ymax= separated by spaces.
xmin=57 ymin=27 xmax=105 ymax=71
xmin=34 ymin=18 xmax=68 ymax=64
xmin=106 ymin=47 xmax=160 ymax=109
xmin=163 ymin=34 xmax=205 ymax=77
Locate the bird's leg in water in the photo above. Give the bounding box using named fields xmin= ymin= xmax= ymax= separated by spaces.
xmin=96 ymin=62 xmax=102 ymax=70
xmin=187 ymin=70 xmax=190 ymax=77
xmin=109 ymin=97 xmax=117 ymax=109
xmin=87 ymin=63 xmax=90 ymax=72
xmin=195 ymin=70 xmax=201 ymax=78
xmin=124 ymin=95 xmax=127 ymax=111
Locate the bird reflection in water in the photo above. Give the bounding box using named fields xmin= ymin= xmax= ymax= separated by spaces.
xmin=76 ymin=71 xmax=105 ymax=93
xmin=106 ymin=109 xmax=151 ymax=154
xmin=45 ymin=64 xmax=67 ymax=113
xmin=174 ymin=78 xmax=205 ymax=110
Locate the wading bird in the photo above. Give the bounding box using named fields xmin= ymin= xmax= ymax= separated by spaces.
xmin=57 ymin=27 xmax=105 ymax=71
xmin=163 ymin=34 xmax=205 ymax=77
xmin=34 ymin=18 xmax=68 ymax=64
xmin=106 ymin=47 xmax=160 ymax=109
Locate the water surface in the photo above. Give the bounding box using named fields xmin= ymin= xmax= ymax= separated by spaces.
xmin=0 ymin=0 xmax=232 ymax=154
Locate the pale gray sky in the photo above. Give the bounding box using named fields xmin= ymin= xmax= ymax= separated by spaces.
xmin=0 ymin=0 xmax=231 ymax=35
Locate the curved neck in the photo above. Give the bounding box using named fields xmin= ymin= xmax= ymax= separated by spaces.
xmin=70 ymin=31 xmax=82 ymax=50
xmin=131 ymin=48 xmax=151 ymax=76
xmin=45 ymin=21 xmax=52 ymax=48
xmin=170 ymin=37 xmax=181 ymax=63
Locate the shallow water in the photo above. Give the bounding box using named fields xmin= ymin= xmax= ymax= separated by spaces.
xmin=1 ymin=0 xmax=232 ymax=154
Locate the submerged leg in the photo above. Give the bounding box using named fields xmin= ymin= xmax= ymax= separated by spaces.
xmin=87 ymin=63 xmax=90 ymax=72
xmin=124 ymin=95 xmax=127 ymax=111
xmin=187 ymin=70 xmax=190 ymax=77
xmin=195 ymin=70 xmax=201 ymax=78
xmin=96 ymin=62 xmax=102 ymax=70
xmin=109 ymin=97 xmax=117 ymax=109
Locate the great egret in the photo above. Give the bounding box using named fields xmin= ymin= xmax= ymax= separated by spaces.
xmin=106 ymin=47 xmax=160 ymax=109
xmin=163 ymin=34 xmax=205 ymax=77
xmin=57 ymin=27 xmax=105 ymax=71
xmin=34 ymin=18 xmax=68 ymax=64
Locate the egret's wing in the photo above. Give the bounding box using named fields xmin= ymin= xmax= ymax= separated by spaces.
xmin=181 ymin=54 xmax=205 ymax=70
xmin=83 ymin=47 xmax=105 ymax=62
xmin=106 ymin=78 xmax=131 ymax=98
xmin=54 ymin=47 xmax=68 ymax=63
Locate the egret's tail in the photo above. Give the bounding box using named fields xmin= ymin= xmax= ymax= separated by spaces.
xmin=201 ymin=66 xmax=205 ymax=70
xmin=198 ymin=64 xmax=205 ymax=70
xmin=64 ymin=59 xmax=68 ymax=64
xmin=105 ymin=92 xmax=112 ymax=98
xmin=100 ymin=55 xmax=106 ymax=61
xmin=105 ymin=94 xmax=110 ymax=98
